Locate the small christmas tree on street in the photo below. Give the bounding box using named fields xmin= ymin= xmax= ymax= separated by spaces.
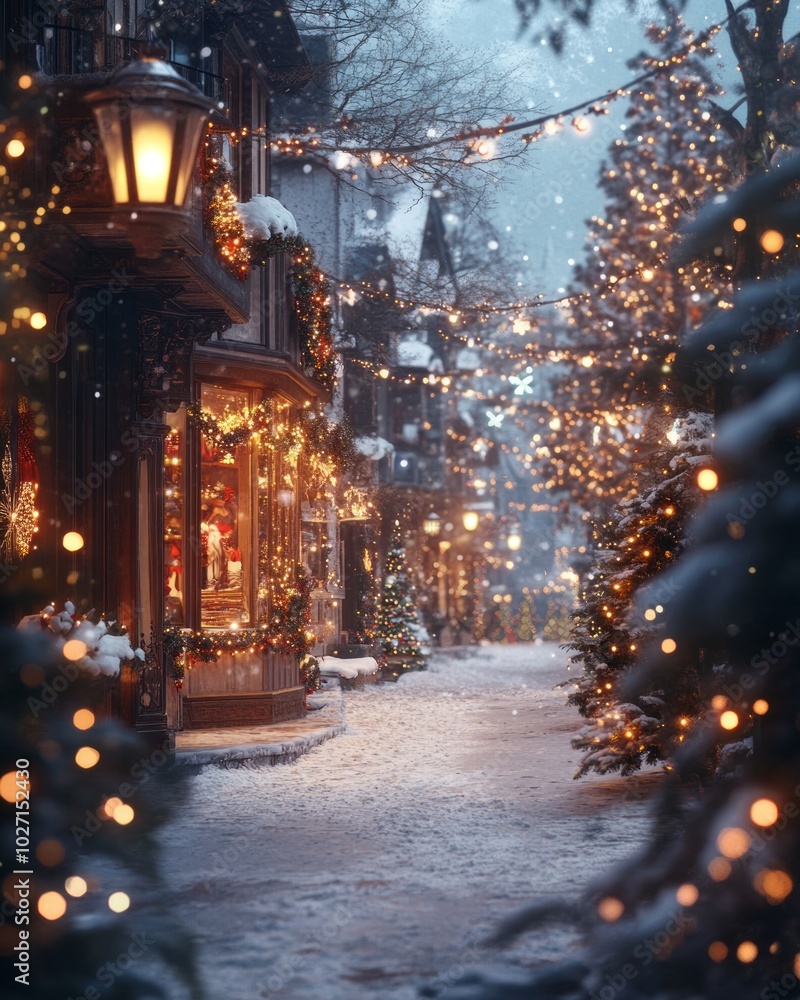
xmin=376 ymin=530 xmax=427 ymax=671
xmin=515 ymin=593 xmax=537 ymax=642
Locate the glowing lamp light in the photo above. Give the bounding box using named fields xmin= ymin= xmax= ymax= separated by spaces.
xmin=423 ymin=511 xmax=442 ymax=537
xmin=462 ymin=510 xmax=480 ymax=532
xmin=507 ymin=531 xmax=522 ymax=552
xmin=86 ymin=56 xmax=211 ymax=256
xmin=720 ymin=710 xmax=739 ymax=730
xmin=29 ymin=311 xmax=47 ymax=330
xmin=6 ymin=139 xmax=25 ymax=158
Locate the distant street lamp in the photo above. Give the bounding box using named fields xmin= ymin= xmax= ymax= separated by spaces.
xmin=423 ymin=511 xmax=442 ymax=537
xmin=86 ymin=54 xmax=212 ymax=255
xmin=462 ymin=510 xmax=480 ymax=532
xmin=507 ymin=531 xmax=522 ymax=552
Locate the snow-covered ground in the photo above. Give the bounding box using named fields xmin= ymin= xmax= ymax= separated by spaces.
xmin=158 ymin=644 xmax=656 ymax=999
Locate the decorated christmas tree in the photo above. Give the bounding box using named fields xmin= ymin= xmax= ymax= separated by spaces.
xmin=567 ymin=412 xmax=712 ymax=776
xmin=514 ymin=593 xmax=537 ymax=642
xmin=375 ymin=531 xmax=427 ymax=671
xmin=0 ymin=625 xmax=202 ymax=998
xmin=532 ymin=13 xmax=731 ymax=508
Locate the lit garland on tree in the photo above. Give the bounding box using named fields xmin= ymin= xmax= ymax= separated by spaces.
xmin=567 ymin=411 xmax=712 ymax=777
xmin=202 ymin=146 xmax=336 ymax=387
xmin=376 ymin=530 xmax=427 ymax=671
xmin=162 ymin=566 xmax=314 ymax=670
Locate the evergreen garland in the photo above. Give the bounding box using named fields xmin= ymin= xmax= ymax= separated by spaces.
xmin=202 ymin=153 xmax=336 ymax=388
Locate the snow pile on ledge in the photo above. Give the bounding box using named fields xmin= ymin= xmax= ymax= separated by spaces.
xmin=237 ymin=195 xmax=298 ymax=240
xmin=355 ymin=436 xmax=393 ymax=461
xmin=396 ymin=339 xmax=444 ymax=371
xmin=18 ymin=602 xmax=143 ymax=677
xmin=319 ymin=655 xmax=379 ymax=679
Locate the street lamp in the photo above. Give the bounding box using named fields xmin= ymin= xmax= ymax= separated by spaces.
xmin=462 ymin=510 xmax=480 ymax=532
xmin=507 ymin=530 xmax=522 ymax=552
xmin=423 ymin=511 xmax=442 ymax=537
xmin=86 ymin=55 xmax=212 ymax=255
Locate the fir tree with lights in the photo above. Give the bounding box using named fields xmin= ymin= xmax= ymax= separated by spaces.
xmin=515 ymin=593 xmax=536 ymax=642
xmin=375 ymin=531 xmax=427 ymax=671
xmin=535 ymin=12 xmax=732 ymax=507
xmin=567 ymin=411 xmax=713 ymax=776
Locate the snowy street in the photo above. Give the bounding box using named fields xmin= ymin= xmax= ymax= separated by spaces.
xmin=158 ymin=644 xmax=654 ymax=999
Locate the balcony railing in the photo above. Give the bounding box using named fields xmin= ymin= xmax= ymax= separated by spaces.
xmin=38 ymin=25 xmax=229 ymax=108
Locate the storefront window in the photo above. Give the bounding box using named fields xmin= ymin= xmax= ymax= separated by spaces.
xmin=164 ymin=409 xmax=185 ymax=624
xmin=200 ymin=385 xmax=253 ymax=628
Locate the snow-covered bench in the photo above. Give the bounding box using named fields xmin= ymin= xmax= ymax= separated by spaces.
xmin=318 ymin=655 xmax=380 ymax=691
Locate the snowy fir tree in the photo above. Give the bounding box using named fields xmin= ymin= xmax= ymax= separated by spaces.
xmin=567 ymin=411 xmax=713 ymax=776
xmin=514 ymin=593 xmax=536 ymax=642
xmin=0 ymin=626 xmax=202 ymax=998
xmin=444 ymin=7 xmax=800 ymax=998
xmin=532 ymin=13 xmax=732 ymax=508
xmin=375 ymin=531 xmax=427 ymax=671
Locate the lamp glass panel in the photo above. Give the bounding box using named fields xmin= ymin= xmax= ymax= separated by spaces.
xmin=94 ymin=108 xmax=129 ymax=203
xmin=174 ymin=112 xmax=207 ymax=206
xmin=130 ymin=108 xmax=176 ymax=203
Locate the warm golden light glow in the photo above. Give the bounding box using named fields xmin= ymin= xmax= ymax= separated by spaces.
xmin=760 ymin=229 xmax=784 ymax=254
xmin=750 ymin=798 xmax=779 ymax=828
xmin=661 ymin=638 xmax=677 ymax=654
xmin=75 ymin=747 xmax=100 ymax=769
xmin=754 ymin=869 xmax=793 ymax=904
xmin=737 ymin=941 xmax=758 ymax=963
xmin=6 ymin=139 xmax=25 ymax=158
xmin=720 ymin=710 xmax=739 ymax=730
xmin=113 ymin=804 xmax=135 ymax=826
xmin=598 ymin=896 xmax=624 ymax=921
xmin=676 ymin=883 xmax=698 ymax=906
xmin=130 ymin=113 xmax=174 ymax=202
xmin=753 ymin=699 xmax=769 ymax=715
xmin=717 ymin=827 xmax=751 ymax=859
xmin=62 ymin=531 xmax=85 ymax=551
xmin=462 ymin=510 xmax=480 ymax=532
xmin=708 ymin=856 xmax=732 ymax=881
xmin=0 ymin=771 xmax=21 ymax=803
xmin=73 ymin=709 xmax=95 ymax=730
xmin=697 ymin=468 xmax=718 ymax=491
xmin=708 ymin=941 xmax=728 ymax=962
xmin=507 ymin=532 xmax=522 ymax=551
xmin=38 ymin=891 xmax=67 ymax=920
xmin=65 ymin=876 xmax=88 ymax=898
xmin=108 ymin=891 xmax=131 ymax=913
xmin=29 ymin=311 xmax=47 ymax=329
xmin=63 ymin=640 xmax=87 ymax=662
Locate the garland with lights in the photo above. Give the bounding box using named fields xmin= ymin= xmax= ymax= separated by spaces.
xmin=202 ymin=151 xmax=336 ymax=387
xmin=163 ymin=568 xmax=314 ymax=669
